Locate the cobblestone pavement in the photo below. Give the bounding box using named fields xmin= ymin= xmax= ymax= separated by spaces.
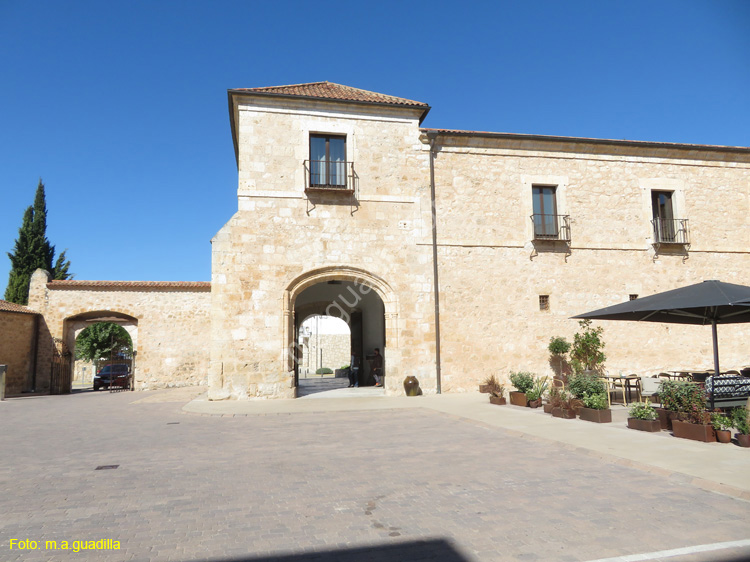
xmin=1 ymin=390 xmax=749 ymax=562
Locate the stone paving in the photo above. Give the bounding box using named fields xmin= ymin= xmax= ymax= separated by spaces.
xmin=1 ymin=389 xmax=749 ymax=562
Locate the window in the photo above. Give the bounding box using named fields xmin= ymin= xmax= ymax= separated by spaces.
xmin=629 ymin=294 xmax=638 ymax=301
xmin=532 ymin=185 xmax=558 ymax=238
xmin=539 ymin=295 xmax=550 ymax=311
xmin=309 ymin=134 xmax=346 ymax=188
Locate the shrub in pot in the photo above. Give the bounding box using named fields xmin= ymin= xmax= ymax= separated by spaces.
xmin=548 ymin=336 xmax=571 ymax=384
xmin=733 ymin=406 xmax=750 ymax=447
xmin=579 ymin=391 xmax=612 ymax=423
xmin=569 ymin=319 xmax=606 ymax=376
xmin=479 ymin=374 xmax=497 ymax=394
xmin=711 ymin=412 xmax=733 ymax=444
xmin=525 ymin=376 xmax=548 ymax=408
xmin=627 ymin=400 xmax=661 ymax=432
xmin=568 ymin=372 xmax=606 ymax=413
xmin=551 ymin=390 xmax=577 ymax=419
xmin=509 ymin=371 xmax=534 ymax=407
xmin=669 ymin=384 xmax=715 ymax=442
xmin=544 ymin=385 xmax=563 ymax=414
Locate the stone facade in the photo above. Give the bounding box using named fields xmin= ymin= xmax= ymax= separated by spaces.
xmin=207 ymin=83 xmax=750 ymax=399
xmin=0 ymin=301 xmax=38 ymax=395
xmin=27 ymin=271 xmax=211 ymax=391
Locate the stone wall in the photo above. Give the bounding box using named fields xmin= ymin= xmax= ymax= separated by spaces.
xmin=28 ymin=271 xmax=211 ymax=391
xmin=0 ymin=304 xmax=38 ymax=395
xmin=301 ymin=333 xmax=350 ymax=376
xmin=429 ymin=133 xmax=750 ymax=391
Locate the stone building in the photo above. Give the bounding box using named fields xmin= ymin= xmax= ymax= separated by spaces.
xmin=13 ymin=81 xmax=750 ymax=398
xmin=0 ymin=299 xmax=40 ymax=395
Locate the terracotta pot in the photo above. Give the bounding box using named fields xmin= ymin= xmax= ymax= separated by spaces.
xmin=479 ymin=384 xmax=491 ymax=394
xmin=509 ymin=391 xmax=528 ymax=407
xmin=528 ymin=399 xmax=542 ymax=408
xmin=672 ymin=420 xmax=716 ymax=443
xmin=489 ymin=396 xmax=506 ymax=405
xmin=579 ymin=407 xmax=612 ymax=423
xmin=627 ymin=418 xmax=661 ymax=432
xmin=403 ymin=376 xmax=421 ymax=397
xmin=543 ymin=403 xmax=554 ymax=414
xmin=737 ymin=433 xmax=750 ymax=448
xmin=715 ymin=429 xmax=732 ymax=443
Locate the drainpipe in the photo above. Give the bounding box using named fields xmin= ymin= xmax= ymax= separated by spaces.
xmin=428 ymin=133 xmax=442 ymax=394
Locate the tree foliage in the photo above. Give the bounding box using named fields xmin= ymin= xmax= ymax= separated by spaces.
xmin=570 ymin=319 xmax=606 ymax=374
xmin=75 ymin=322 xmax=133 ymax=362
xmin=4 ymin=179 xmax=72 ymax=304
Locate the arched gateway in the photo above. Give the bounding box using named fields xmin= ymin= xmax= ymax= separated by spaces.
xmin=283 ymin=266 xmax=398 ymax=395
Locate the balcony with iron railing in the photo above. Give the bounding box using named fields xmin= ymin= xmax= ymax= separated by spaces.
xmin=530 ymin=214 xmax=571 ymax=242
xmin=304 ymin=160 xmax=355 ymax=192
xmin=652 ymin=218 xmax=689 ymax=245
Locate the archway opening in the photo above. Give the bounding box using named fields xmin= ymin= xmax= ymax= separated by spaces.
xmin=64 ymin=311 xmax=138 ymax=391
xmin=293 ymin=279 xmax=385 ymax=397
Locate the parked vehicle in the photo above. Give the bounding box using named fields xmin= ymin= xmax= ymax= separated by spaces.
xmin=94 ymin=364 xmax=131 ymax=391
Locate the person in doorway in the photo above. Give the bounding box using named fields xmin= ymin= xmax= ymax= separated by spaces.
xmin=372 ymin=348 xmax=384 ymax=387
xmin=348 ymin=352 xmax=360 ymax=388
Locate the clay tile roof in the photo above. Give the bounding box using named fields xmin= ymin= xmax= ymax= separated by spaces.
xmin=0 ymin=300 xmax=39 ymax=315
xmin=231 ymin=81 xmax=429 ymax=109
xmin=47 ymin=280 xmax=211 ymax=291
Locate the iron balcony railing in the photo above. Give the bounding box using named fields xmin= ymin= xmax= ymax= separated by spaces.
xmin=530 ymin=214 xmax=571 ymax=242
xmin=304 ymin=160 xmax=355 ymax=192
xmin=652 ymin=218 xmax=689 ymax=245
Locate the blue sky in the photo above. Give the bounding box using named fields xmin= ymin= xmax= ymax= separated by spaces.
xmin=1 ymin=0 xmax=748 ymax=294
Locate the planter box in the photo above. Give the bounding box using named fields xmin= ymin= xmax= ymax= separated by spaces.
xmin=654 ymin=408 xmax=672 ymax=431
xmin=570 ymin=398 xmax=585 ymax=415
xmin=579 ymin=407 xmax=612 ymax=423
xmin=528 ymin=399 xmax=542 ymax=409
xmin=672 ymin=420 xmax=716 ymax=443
xmin=479 ymin=384 xmax=491 ymax=394
xmin=627 ymin=418 xmax=661 ymax=432
xmin=543 ymin=403 xmax=554 ymax=414
xmin=489 ymin=396 xmax=506 ymax=405
xmin=737 ymin=434 xmax=750 ymax=448
xmin=509 ymin=391 xmax=529 ymax=407
xmin=551 ymin=407 xmax=576 ymax=419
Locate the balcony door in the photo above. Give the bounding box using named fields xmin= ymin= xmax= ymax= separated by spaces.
xmin=310 ymin=134 xmax=346 ymax=187
xmin=651 ymin=191 xmax=675 ymax=242
xmin=532 ymin=185 xmax=558 ymax=238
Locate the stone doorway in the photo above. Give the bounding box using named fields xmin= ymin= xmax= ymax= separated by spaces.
xmin=284 ymin=267 xmax=397 ymax=396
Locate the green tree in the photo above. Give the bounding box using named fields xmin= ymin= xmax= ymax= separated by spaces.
xmin=75 ymin=322 xmax=133 ymax=362
xmin=4 ymin=179 xmax=72 ymax=304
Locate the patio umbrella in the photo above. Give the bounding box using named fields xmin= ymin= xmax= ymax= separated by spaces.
xmin=572 ymin=280 xmax=750 ymax=383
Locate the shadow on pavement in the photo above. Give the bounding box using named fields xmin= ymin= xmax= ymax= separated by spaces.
xmin=199 ymin=538 xmax=469 ymax=561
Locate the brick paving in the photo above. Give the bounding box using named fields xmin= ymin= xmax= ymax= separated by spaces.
xmin=1 ymin=390 xmax=749 ymax=562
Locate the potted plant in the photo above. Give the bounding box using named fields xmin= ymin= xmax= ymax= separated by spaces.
xmin=551 ymin=390 xmax=577 ymax=419
xmin=627 ymin=400 xmax=661 ymax=432
xmin=479 ymin=375 xmax=496 ymax=394
xmin=733 ymin=405 xmax=750 ymax=447
xmin=548 ymin=336 xmax=571 ymax=385
xmin=544 ymin=385 xmax=563 ymax=414
xmin=578 ymin=391 xmax=612 ymax=423
xmin=509 ymin=371 xmax=534 ymax=407
xmin=526 ymin=376 xmax=548 ymax=408
xmin=567 ymin=372 xmax=606 ymax=414
xmin=485 ymin=375 xmax=506 ymax=405
xmin=670 ymin=384 xmax=715 ymax=443
xmin=711 ymin=412 xmax=733 ymax=444
xmin=570 ymin=319 xmax=606 ymax=376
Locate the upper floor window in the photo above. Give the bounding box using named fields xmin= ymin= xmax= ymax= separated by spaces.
xmin=651 ymin=190 xmax=689 ymax=245
xmin=308 ymin=134 xmax=349 ymax=189
xmin=531 ymin=185 xmax=570 ymax=241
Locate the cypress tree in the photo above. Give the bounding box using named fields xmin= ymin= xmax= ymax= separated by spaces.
xmin=4 ymin=179 xmax=72 ymax=304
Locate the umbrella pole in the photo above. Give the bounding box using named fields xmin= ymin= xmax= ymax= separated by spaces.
xmin=711 ymin=320 xmax=720 ymax=410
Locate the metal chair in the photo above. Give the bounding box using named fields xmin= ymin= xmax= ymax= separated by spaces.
xmin=639 ymin=376 xmax=661 ymax=405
